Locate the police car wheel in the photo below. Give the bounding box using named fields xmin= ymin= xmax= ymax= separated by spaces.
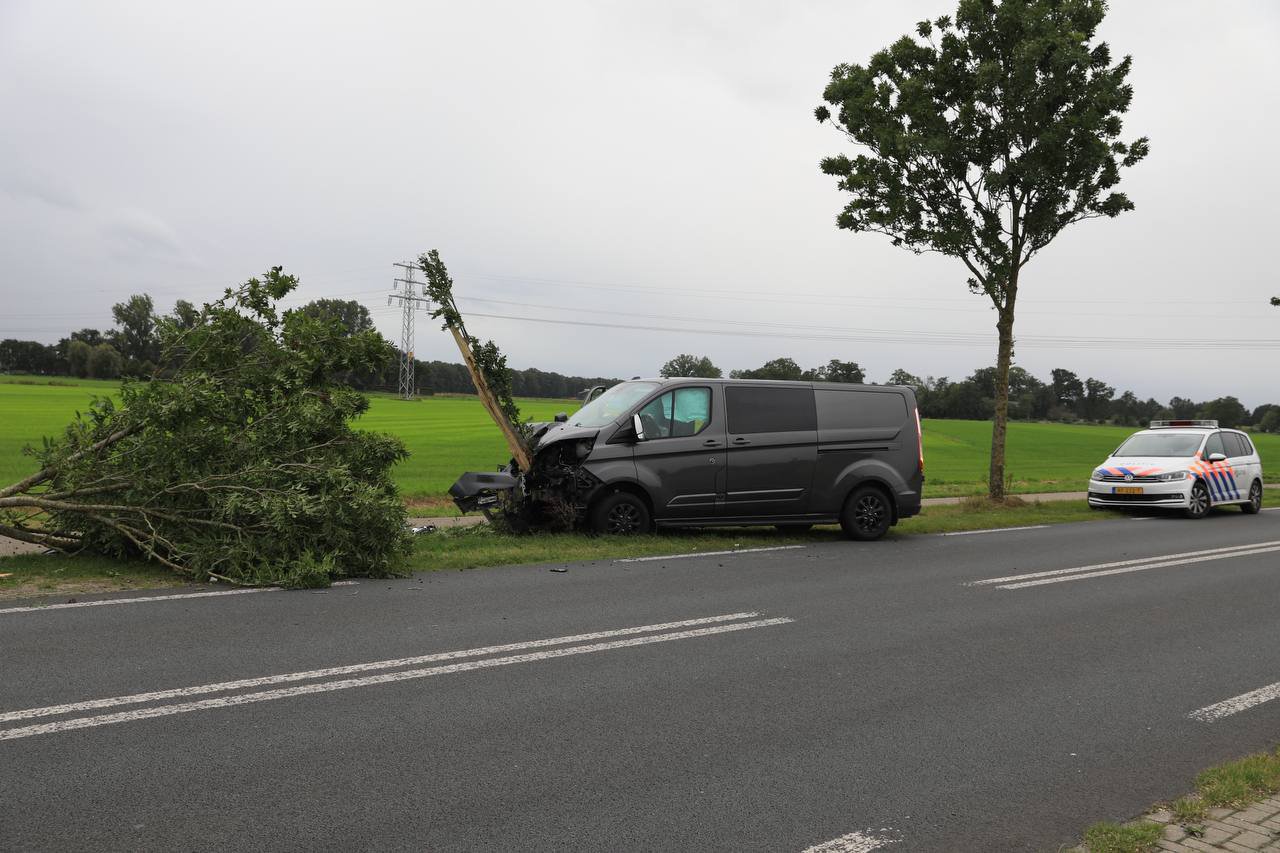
xmin=1242 ymin=480 xmax=1263 ymax=515
xmin=1184 ymin=481 xmax=1211 ymax=519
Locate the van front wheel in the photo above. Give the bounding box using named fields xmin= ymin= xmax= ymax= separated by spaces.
xmin=590 ymin=491 xmax=651 ymax=535
xmin=840 ymin=485 xmax=892 ymax=541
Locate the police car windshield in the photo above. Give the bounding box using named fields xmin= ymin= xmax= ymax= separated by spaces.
xmin=1114 ymin=433 xmax=1204 ymax=457
xmin=571 ymin=381 xmax=661 ymax=428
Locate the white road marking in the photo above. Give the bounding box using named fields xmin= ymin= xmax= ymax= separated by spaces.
xmin=1190 ymin=681 xmax=1280 ymax=722
xmin=994 ymin=545 xmax=1280 ymax=589
xmin=0 ymin=617 xmax=793 ymax=742
xmin=802 ymin=830 xmax=894 ymax=852
xmin=970 ymin=540 xmax=1280 ymax=587
xmin=615 ymin=545 xmax=804 ymax=563
xmin=940 ymin=525 xmax=1048 ymax=537
xmin=0 ymin=612 xmax=761 ymax=723
xmin=0 ymin=581 xmax=357 ymax=615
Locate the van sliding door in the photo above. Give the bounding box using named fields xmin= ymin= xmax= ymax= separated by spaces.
xmin=722 ymin=385 xmax=817 ymax=518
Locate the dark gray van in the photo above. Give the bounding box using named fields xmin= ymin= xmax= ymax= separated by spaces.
xmin=451 ymin=378 xmax=924 ymax=540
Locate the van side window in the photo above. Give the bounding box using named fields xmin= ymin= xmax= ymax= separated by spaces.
xmin=636 ymin=387 xmax=711 ymax=439
xmin=726 ymin=386 xmax=816 ymax=434
xmin=1203 ymin=433 xmax=1227 ymax=458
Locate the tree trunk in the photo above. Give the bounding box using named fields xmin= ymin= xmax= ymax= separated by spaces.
xmin=447 ymin=326 xmax=533 ymax=472
xmin=988 ymin=281 xmax=1019 ymax=500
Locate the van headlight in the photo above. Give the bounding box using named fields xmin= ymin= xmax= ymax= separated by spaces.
xmin=1091 ymin=469 xmax=1106 ymax=481
xmin=1157 ymin=470 xmax=1188 ymax=481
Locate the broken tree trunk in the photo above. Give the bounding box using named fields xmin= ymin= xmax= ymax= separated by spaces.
xmin=448 ymin=325 xmax=533 ymax=471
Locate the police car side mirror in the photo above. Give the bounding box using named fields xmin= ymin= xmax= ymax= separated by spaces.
xmin=1208 ymin=452 xmax=1227 ymax=463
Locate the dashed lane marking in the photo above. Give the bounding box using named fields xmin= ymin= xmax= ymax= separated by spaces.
xmin=0 ymin=616 xmax=793 ymax=742
xmin=615 ymin=545 xmax=804 ymax=563
xmin=801 ymin=830 xmax=895 ymax=852
xmin=970 ymin=540 xmax=1280 ymax=590
xmin=1190 ymin=680 xmax=1280 ymax=722
xmin=940 ymin=525 xmax=1048 ymax=537
xmin=0 ymin=581 xmax=357 ymax=616
xmin=0 ymin=612 xmax=762 ymax=723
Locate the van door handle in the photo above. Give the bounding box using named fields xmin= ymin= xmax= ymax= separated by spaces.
xmin=732 ymin=437 xmax=751 ymax=445
xmin=703 ymin=439 xmax=721 ymax=447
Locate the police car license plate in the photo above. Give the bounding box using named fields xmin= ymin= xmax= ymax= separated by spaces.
xmin=1113 ymin=486 xmax=1143 ymax=495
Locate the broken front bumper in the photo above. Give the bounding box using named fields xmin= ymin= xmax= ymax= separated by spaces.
xmin=449 ymin=471 xmax=518 ymax=513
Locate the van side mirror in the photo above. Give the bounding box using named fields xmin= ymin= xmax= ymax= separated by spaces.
xmin=554 ymin=412 xmax=568 ymax=423
xmin=1208 ymin=452 xmax=1227 ymax=463
xmin=632 ymin=413 xmax=646 ymax=441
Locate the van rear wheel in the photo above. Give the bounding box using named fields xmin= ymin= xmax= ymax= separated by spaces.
xmin=840 ymin=485 xmax=892 ymax=541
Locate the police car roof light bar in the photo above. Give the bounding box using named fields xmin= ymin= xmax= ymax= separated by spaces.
xmin=1149 ymin=419 xmax=1218 ymax=429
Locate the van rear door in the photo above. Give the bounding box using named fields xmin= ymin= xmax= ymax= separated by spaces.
xmin=722 ymin=385 xmax=817 ymax=517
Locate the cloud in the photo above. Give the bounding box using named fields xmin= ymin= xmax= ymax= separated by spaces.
xmin=99 ymin=208 xmax=190 ymax=262
xmin=0 ymin=168 xmax=82 ymax=210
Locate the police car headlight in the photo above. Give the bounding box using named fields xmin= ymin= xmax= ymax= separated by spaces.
xmin=1157 ymin=470 xmax=1188 ymax=481
xmin=1091 ymin=469 xmax=1106 ymax=481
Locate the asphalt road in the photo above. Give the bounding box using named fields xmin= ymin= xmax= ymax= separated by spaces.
xmin=3 ymin=509 xmax=1280 ymax=852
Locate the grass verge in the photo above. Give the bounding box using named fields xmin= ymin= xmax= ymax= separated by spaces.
xmin=0 ymin=500 xmax=1107 ymax=596
xmin=1074 ymin=745 xmax=1280 ymax=851
xmin=0 ymin=552 xmax=185 ymax=601
xmin=406 ymin=500 xmax=1103 ymax=573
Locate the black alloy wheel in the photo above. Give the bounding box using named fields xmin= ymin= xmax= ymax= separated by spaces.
xmin=1242 ymin=480 xmax=1263 ymax=515
xmin=840 ymin=485 xmax=892 ymax=541
xmin=1184 ymin=481 xmax=1211 ymax=519
xmin=590 ymin=491 xmax=651 ymax=535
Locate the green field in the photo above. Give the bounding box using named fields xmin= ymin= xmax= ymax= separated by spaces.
xmin=2 ymin=375 xmax=1276 ymax=501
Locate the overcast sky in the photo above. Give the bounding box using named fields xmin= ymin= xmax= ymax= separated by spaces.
xmin=2 ymin=1 xmax=1277 ymax=405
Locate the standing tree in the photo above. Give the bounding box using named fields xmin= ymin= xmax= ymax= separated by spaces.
xmin=815 ymin=0 xmax=1148 ymax=498
xmin=731 ymin=357 xmax=804 ymax=380
xmin=660 ymin=354 xmax=722 ymax=378
xmin=292 ymin=298 xmax=375 ymax=336
xmin=111 ymin=294 xmax=158 ymax=365
xmin=805 ymin=359 xmax=866 ymax=383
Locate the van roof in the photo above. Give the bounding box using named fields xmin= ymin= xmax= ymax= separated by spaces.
xmin=636 ymin=377 xmax=910 ymax=391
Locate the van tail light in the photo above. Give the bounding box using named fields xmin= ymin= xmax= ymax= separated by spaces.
xmin=914 ymin=408 xmax=925 ymax=474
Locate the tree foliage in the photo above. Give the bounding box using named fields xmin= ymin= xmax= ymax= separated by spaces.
xmin=816 ymin=0 xmax=1148 ymax=497
xmin=660 ymin=354 xmax=722 ymax=378
xmin=0 ymin=268 xmax=410 ymax=587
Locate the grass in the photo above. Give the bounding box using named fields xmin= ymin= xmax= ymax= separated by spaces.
xmin=1080 ymin=820 xmax=1162 ymax=853
xmin=0 ymin=498 xmax=1106 ymax=596
xmin=4 ymin=374 xmax=1279 ymax=502
xmin=0 ymin=551 xmax=184 ymax=600
xmin=406 ymin=499 xmax=1101 ymax=573
xmin=1074 ymin=746 xmax=1280 ymax=851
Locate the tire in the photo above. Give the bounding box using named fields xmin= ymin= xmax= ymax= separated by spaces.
xmin=590 ymin=491 xmax=651 ymax=535
xmin=1242 ymin=480 xmax=1263 ymax=515
xmin=840 ymin=485 xmax=893 ymax=541
xmin=1184 ymin=480 xmax=1211 ymax=519
xmin=775 ymin=523 xmax=814 ymax=533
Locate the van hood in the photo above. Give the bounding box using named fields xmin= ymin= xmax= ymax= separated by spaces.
xmin=531 ymin=421 xmax=600 ymax=452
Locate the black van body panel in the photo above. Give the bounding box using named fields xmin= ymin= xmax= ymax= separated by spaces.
xmin=615 ymin=379 xmax=922 ymax=528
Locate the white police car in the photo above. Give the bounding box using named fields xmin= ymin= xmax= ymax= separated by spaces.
xmin=1087 ymin=420 xmax=1265 ymax=518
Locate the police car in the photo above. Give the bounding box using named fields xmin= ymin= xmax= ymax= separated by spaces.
xmin=1087 ymin=420 xmax=1265 ymax=518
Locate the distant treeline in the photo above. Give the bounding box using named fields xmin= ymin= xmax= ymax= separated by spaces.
xmin=3 ymin=295 xmax=1277 ymax=432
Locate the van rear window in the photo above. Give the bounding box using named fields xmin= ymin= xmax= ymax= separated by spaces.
xmin=726 ymin=386 xmax=816 ymax=434
xmin=815 ymin=389 xmax=907 ymax=431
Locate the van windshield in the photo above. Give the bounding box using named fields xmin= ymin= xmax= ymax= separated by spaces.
xmin=571 ymin=381 xmax=660 ymax=428
xmin=1113 ymin=432 xmax=1204 ymax=457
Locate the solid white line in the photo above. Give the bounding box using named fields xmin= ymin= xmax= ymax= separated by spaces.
xmin=0 ymin=581 xmax=357 ymax=615
xmin=996 ymin=545 xmax=1280 ymax=589
xmin=0 ymin=612 xmax=761 ymax=723
xmin=1190 ymin=681 xmax=1280 ymax=722
xmin=615 ymin=545 xmax=805 ymax=563
xmin=802 ymin=830 xmax=893 ymax=853
xmin=0 ymin=617 xmax=793 ymax=741
xmin=970 ymin=540 xmax=1280 ymax=586
xmin=940 ymin=525 xmax=1048 ymax=537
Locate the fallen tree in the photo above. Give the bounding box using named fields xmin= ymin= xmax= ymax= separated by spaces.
xmin=0 ymin=268 xmax=411 ymax=587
